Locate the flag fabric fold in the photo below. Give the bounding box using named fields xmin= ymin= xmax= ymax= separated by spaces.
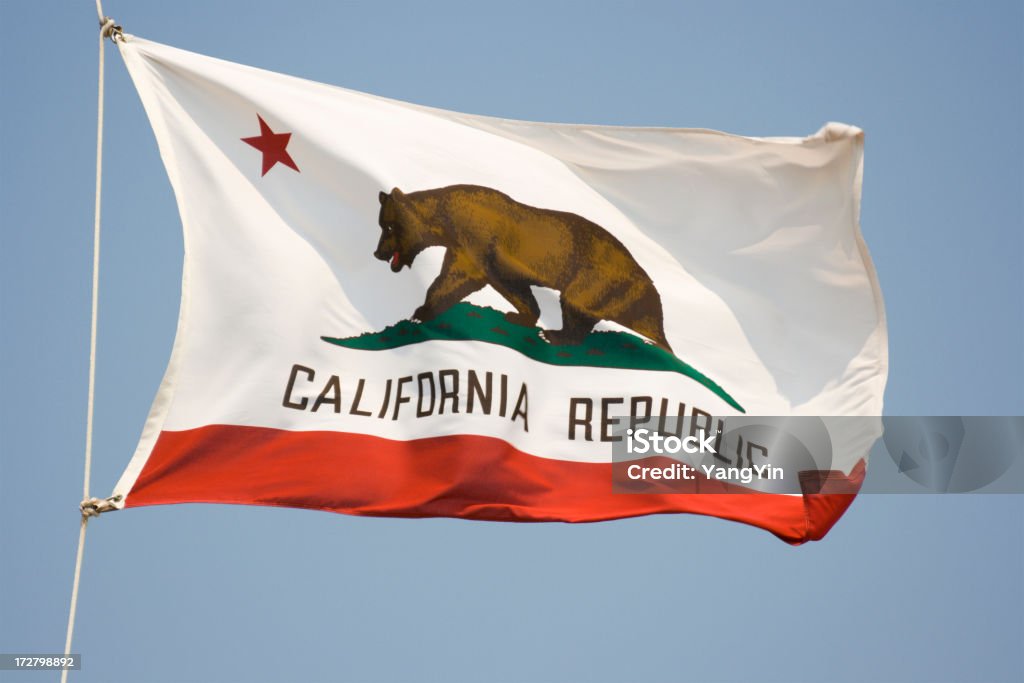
xmin=111 ymin=36 xmax=886 ymax=543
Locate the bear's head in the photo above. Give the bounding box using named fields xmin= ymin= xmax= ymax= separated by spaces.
xmin=375 ymin=188 xmax=439 ymax=273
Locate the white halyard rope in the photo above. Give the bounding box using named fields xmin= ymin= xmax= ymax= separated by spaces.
xmin=61 ymin=5 xmax=121 ymax=681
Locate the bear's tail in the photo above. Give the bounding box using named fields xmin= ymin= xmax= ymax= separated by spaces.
xmin=631 ymin=315 xmax=673 ymax=355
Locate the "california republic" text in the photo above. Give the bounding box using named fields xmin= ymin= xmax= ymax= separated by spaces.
xmin=281 ymin=363 xmax=722 ymax=439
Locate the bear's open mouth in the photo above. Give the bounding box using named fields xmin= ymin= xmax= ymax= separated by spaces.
xmin=390 ymin=251 xmax=401 ymax=272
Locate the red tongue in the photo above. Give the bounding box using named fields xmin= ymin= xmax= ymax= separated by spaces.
xmin=390 ymin=251 xmax=400 ymax=268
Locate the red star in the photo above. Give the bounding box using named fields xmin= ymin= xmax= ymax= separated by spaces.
xmin=242 ymin=114 xmax=300 ymax=176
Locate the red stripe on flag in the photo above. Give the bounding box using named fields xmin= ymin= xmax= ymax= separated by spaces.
xmin=124 ymin=425 xmax=864 ymax=544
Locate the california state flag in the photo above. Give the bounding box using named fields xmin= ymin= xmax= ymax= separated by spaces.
xmin=111 ymin=36 xmax=887 ymax=543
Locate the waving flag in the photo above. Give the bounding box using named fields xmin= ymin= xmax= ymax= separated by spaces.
xmin=110 ymin=36 xmax=886 ymax=543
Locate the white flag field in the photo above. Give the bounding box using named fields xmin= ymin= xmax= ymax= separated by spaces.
xmin=109 ymin=36 xmax=887 ymax=543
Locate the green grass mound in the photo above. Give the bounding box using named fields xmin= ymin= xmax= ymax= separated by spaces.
xmin=322 ymin=302 xmax=744 ymax=412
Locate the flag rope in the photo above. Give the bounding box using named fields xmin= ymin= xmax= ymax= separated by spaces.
xmin=60 ymin=5 xmax=122 ymax=681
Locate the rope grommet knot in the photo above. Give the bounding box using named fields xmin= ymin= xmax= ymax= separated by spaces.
xmin=80 ymin=495 xmax=122 ymax=518
xmin=99 ymin=16 xmax=123 ymax=42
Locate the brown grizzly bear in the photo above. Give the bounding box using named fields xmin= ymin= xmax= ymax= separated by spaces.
xmin=374 ymin=184 xmax=672 ymax=352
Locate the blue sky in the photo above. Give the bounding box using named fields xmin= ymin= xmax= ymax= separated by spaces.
xmin=1 ymin=1 xmax=1021 ymax=681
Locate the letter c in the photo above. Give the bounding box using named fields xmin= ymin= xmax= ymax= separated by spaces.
xmin=283 ymin=364 xmax=315 ymax=410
